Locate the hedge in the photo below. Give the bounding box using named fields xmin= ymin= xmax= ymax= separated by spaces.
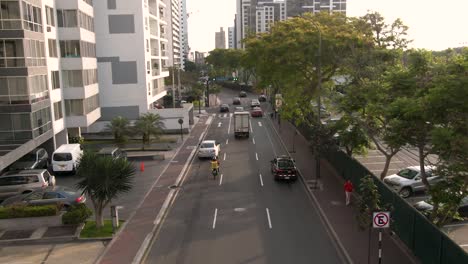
xmin=62 ymin=204 xmax=92 ymax=225
xmin=0 ymin=204 xmax=59 ymax=219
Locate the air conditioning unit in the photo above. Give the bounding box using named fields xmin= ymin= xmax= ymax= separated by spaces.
xmin=47 ymin=26 xmax=51 ymax=32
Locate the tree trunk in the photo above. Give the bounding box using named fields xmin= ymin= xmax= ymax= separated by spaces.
xmin=95 ymin=203 xmax=104 ymax=229
xmin=418 ymin=144 xmax=430 ymax=190
xmin=380 ymin=153 xmax=394 ymax=180
xmin=346 ymin=146 xmax=353 ymax=156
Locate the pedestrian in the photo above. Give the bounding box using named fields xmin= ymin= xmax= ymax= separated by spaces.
xmin=344 ymin=180 xmax=354 ymax=206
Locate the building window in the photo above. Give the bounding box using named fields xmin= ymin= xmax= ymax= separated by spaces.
xmin=57 ymin=10 xmax=78 ymax=28
xmin=62 ymin=69 xmax=98 ymax=88
xmin=0 ymin=0 xmax=22 ymax=29
xmin=45 ymin=6 xmax=55 ymax=27
xmin=21 ymin=1 xmax=42 ymax=32
xmin=65 ymin=99 xmax=84 ymax=116
xmin=84 ymin=94 xmax=99 ymax=114
xmin=48 ymin=39 xmax=58 ymax=57
xmin=82 ymin=0 xmax=93 ymax=6
xmin=79 ymin=11 xmax=94 ymax=32
xmin=53 ymin=101 xmax=63 ymax=120
xmin=60 ymin=40 xmax=80 ymax=57
xmin=51 ymin=71 xmax=60 ymax=89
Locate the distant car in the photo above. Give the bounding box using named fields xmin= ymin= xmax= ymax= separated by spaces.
xmin=219 ymin=104 xmax=230 ymax=112
xmin=383 ymin=166 xmax=441 ymax=198
xmin=235 ymin=106 xmax=244 ymax=112
xmin=250 ymin=99 xmax=261 ymax=108
xmin=9 ymin=148 xmax=49 ymax=171
xmin=198 ymin=140 xmax=220 ymax=159
xmin=271 ymin=156 xmax=298 ymax=181
xmin=239 ymin=91 xmax=247 ymax=97
xmin=258 ymin=94 xmax=267 ymax=102
xmin=0 ymin=186 xmax=85 ymax=209
xmin=0 ymin=169 xmax=56 ymax=200
xmin=97 ymin=147 xmax=127 ymax=160
xmin=251 ymin=107 xmax=263 ymax=117
xmin=414 ymin=196 xmax=468 ymax=218
xmin=233 ymin=97 xmax=241 ymax=105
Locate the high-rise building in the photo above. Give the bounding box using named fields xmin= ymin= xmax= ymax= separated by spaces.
xmin=215 ymin=27 xmax=226 ymax=49
xmin=287 ymin=0 xmax=347 ymax=17
xmin=0 ymin=0 xmax=101 ymax=171
xmin=180 ymin=0 xmax=189 ymax=69
xmin=167 ymin=0 xmax=181 ymax=68
xmin=92 ymin=0 xmax=169 ymax=125
xmin=228 ymin=27 xmax=235 ymax=49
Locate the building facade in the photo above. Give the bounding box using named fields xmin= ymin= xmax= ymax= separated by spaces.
xmin=228 ymin=26 xmax=235 ymax=49
xmin=0 ymin=0 xmax=100 ymax=171
xmin=287 ymin=0 xmax=346 ymax=17
xmin=214 ymin=27 xmax=225 ymax=49
xmin=179 ymin=0 xmax=188 ymax=69
xmin=92 ymin=0 xmax=169 ymax=126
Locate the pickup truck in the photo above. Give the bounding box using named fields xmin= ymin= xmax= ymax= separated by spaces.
xmin=234 ymin=111 xmax=250 ymax=138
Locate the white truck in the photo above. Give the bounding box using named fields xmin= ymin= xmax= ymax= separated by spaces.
xmin=234 ymin=111 xmax=250 ymax=138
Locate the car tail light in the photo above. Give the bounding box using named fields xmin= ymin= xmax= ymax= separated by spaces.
xmin=75 ymin=196 xmax=85 ymax=203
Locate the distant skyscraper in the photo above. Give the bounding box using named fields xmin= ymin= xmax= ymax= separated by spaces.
xmin=180 ymin=0 xmax=189 ymax=69
xmin=228 ymin=27 xmax=235 ymax=49
xmin=215 ymin=27 xmax=226 ymax=49
xmin=287 ymin=0 xmax=347 ymax=17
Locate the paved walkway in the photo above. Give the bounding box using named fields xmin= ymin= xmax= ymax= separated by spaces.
xmin=268 ymin=115 xmax=420 ymax=264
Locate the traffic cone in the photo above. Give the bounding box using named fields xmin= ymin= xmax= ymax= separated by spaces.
xmin=140 ymin=162 xmax=145 ymax=172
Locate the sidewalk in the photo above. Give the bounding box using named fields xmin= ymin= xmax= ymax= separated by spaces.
xmin=268 ymin=116 xmax=420 ymax=264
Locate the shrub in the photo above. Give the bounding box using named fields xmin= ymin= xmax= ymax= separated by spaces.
xmin=62 ymin=204 xmax=92 ymax=225
xmin=0 ymin=204 xmax=58 ymax=219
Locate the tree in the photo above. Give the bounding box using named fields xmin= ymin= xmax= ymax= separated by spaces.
xmin=134 ymin=113 xmax=165 ymax=150
xmin=76 ymin=152 xmax=135 ymax=229
xmin=184 ymin=60 xmax=197 ymax=72
xmin=356 ymin=175 xmax=382 ymax=230
xmin=106 ymin=116 xmax=130 ymax=146
xmin=332 ymin=117 xmax=370 ymax=156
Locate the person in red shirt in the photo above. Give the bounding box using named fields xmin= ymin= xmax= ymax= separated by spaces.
xmin=344 ymin=180 xmax=354 ymax=206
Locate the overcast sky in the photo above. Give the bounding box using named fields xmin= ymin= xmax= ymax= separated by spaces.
xmin=187 ymin=0 xmax=468 ymax=53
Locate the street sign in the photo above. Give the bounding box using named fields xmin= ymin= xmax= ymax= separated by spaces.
xmin=373 ymin=212 xmax=390 ymax=228
xmin=275 ymin=94 xmax=282 ymax=109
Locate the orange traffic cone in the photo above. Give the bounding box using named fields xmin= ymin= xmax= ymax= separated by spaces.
xmin=140 ymin=162 xmax=145 ymax=172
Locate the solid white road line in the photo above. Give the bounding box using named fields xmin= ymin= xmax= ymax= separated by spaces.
xmin=205 ymin=116 xmax=213 ymax=125
xmin=218 ymin=122 xmax=222 ymax=128
xmin=253 ymin=137 xmax=256 ymax=144
xmin=460 ymin=244 xmax=468 ymax=247
xmin=256 ymin=153 xmax=259 ymax=160
xmin=266 ymin=208 xmax=272 ymax=229
xmin=249 ymin=119 xmax=253 ymax=133
xmin=219 ymin=174 xmax=223 ymax=186
xmin=213 ymin=208 xmax=218 ymax=229
xmin=228 ymin=114 xmax=232 ymax=134
xmin=223 ymin=152 xmax=226 ymax=161
xmin=226 ymin=138 xmax=229 ymax=145
xmin=198 ymin=133 xmax=204 ymax=141
xmin=259 ymin=173 xmax=264 ymax=186
xmin=258 ymin=122 xmax=262 ymax=127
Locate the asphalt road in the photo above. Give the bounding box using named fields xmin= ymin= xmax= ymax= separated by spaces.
xmin=142 ymin=89 xmax=343 ymax=264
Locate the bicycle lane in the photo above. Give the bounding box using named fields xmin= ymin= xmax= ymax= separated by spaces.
xmin=97 ymin=115 xmax=213 ymax=264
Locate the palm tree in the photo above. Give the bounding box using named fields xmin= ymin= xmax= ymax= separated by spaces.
xmin=76 ymin=151 xmax=135 ymax=229
xmin=106 ymin=116 xmax=130 ymax=145
xmin=134 ymin=113 xmax=165 ymax=150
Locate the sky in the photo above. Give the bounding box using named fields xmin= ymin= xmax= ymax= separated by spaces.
xmin=187 ymin=0 xmax=468 ymax=53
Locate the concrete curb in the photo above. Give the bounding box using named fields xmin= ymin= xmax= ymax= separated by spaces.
xmin=266 ymin=116 xmax=354 ymax=264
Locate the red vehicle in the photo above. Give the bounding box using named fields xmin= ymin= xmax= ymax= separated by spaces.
xmin=251 ymin=107 xmax=263 ymax=117
xmin=271 ymin=156 xmax=298 ymax=181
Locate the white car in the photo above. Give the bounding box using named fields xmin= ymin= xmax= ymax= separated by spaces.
xmin=383 ymin=166 xmax=441 ymax=198
xmin=250 ymin=99 xmax=261 ymax=108
xmin=198 ymin=140 xmax=220 ymax=159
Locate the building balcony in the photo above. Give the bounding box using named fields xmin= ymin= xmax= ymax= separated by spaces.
xmin=62 ymin=84 xmax=99 ymax=100
xmin=66 ymin=107 xmax=101 ymax=128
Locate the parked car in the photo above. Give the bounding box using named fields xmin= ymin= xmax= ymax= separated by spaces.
xmin=251 ymin=107 xmax=263 ymax=117
xmin=97 ymin=147 xmax=127 ymax=160
xmin=234 ymin=106 xmax=244 ymax=112
xmin=258 ymin=94 xmax=267 ymax=102
xmin=233 ymin=97 xmax=241 ymax=105
xmin=0 ymin=186 xmax=85 ymax=209
xmin=271 ymin=156 xmax=298 ymax=181
xmin=198 ymin=140 xmax=220 ymax=159
xmin=0 ymin=169 xmax=56 ymax=200
xmin=219 ymin=104 xmax=230 ymax=112
xmin=251 ymin=99 xmax=261 ymax=108
xmin=52 ymin=144 xmax=83 ymax=174
xmin=383 ymin=166 xmax=441 ymax=198
xmin=414 ymin=196 xmax=468 ymax=218
xmin=239 ymin=91 xmax=247 ymax=97
xmin=9 ymin=148 xmax=49 ymax=171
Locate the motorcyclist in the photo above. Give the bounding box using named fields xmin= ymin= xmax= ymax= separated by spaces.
xmin=211 ymin=156 xmax=220 ymax=174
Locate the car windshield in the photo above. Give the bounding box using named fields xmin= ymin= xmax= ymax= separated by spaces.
xmin=396 ymin=168 xmax=419 ymax=179
xmin=18 ymin=153 xmax=36 ymax=161
xmin=53 ymin=153 xmax=72 ymax=161
xmin=278 ymin=159 xmax=294 ymax=168
xmin=201 ymin=143 xmax=214 ymax=148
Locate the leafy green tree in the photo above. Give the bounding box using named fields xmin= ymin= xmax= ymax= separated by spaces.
xmin=184 ymin=60 xmax=197 ymax=72
xmin=356 ymin=175 xmax=382 ymax=230
xmin=106 ymin=116 xmax=130 ymax=145
xmin=134 ymin=113 xmax=165 ymax=150
xmin=332 ymin=117 xmax=370 ymax=156
xmin=76 ymin=152 xmax=135 ymax=228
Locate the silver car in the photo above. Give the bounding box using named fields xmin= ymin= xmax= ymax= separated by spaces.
xmin=383 ymin=166 xmax=441 ymax=198
xmin=0 ymin=169 xmax=56 ymax=200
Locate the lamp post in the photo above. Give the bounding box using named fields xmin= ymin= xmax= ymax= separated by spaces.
xmin=172 ymin=66 xmax=176 ymax=108
xmin=206 ymin=79 xmax=210 ymax=107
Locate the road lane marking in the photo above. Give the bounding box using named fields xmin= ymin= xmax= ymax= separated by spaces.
xmin=212 ymin=208 xmax=218 ymax=229
xmin=224 ymin=113 xmax=227 ymax=118
xmin=253 ymin=137 xmax=255 ymax=144
xmin=259 ymin=173 xmax=264 ymax=186
xmin=198 ymin=133 xmax=204 ymax=141
xmin=219 ymin=174 xmax=223 ymax=186
xmin=228 ymin=114 xmax=232 ymax=134
xmin=266 ymin=208 xmax=272 ymax=229
xmin=218 ymin=122 xmax=222 ymax=127
xmin=226 ymin=139 xmax=229 ymax=145
xmin=264 ymin=123 xmax=278 ymax=156
xmin=230 ymin=113 xmax=233 ymax=117
xmin=460 ymin=244 xmax=468 ymax=247
xmin=205 ymin=116 xmax=213 ymax=125
xmin=249 ymin=119 xmax=253 ymax=133
xmin=258 ymin=122 xmax=262 ymax=127
xmin=256 ymin=153 xmax=259 ymax=160
xmin=223 ymin=153 xmax=226 ymax=161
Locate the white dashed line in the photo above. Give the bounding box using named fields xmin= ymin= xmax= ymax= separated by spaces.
xmin=223 ymin=152 xmax=226 ymax=161
xmin=205 ymin=116 xmax=213 ymax=125
xmin=252 ymin=137 xmax=255 ymax=144
xmin=266 ymin=208 xmax=272 ymax=229
xmin=219 ymin=174 xmax=223 ymax=186
xmin=212 ymin=208 xmax=218 ymax=229
xmin=228 ymin=114 xmax=232 ymax=134
xmin=259 ymin=174 xmax=264 ymax=186
xmin=226 ymin=139 xmax=229 ymax=145
xmin=218 ymin=122 xmax=222 ymax=128
xmin=258 ymin=122 xmax=262 ymax=127
xmin=249 ymin=119 xmax=253 ymax=133
xmin=256 ymin=153 xmax=259 ymax=160
xmin=223 ymin=113 xmax=227 ymax=118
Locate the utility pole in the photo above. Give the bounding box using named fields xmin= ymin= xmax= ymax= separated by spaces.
xmin=172 ymin=66 xmax=175 ymax=108
xmin=177 ymin=65 xmax=181 ymax=101
xmin=205 ymin=79 xmax=210 ymax=107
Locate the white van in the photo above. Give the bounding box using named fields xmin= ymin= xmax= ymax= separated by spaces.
xmin=51 ymin=144 xmax=83 ymax=174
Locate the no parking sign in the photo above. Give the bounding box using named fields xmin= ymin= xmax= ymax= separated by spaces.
xmin=373 ymin=212 xmax=390 ymax=228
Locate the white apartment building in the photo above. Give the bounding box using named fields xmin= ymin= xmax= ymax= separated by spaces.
xmin=92 ymin=0 xmax=169 ymax=126
xmin=179 ymin=0 xmax=188 ymax=69
xmin=228 ymin=26 xmax=234 ymax=49
xmin=166 ymin=0 xmax=181 ymax=68
xmin=0 ymin=0 xmax=100 ymax=171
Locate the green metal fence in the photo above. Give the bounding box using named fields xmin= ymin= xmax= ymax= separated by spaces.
xmin=324 ymin=150 xmax=468 ymax=264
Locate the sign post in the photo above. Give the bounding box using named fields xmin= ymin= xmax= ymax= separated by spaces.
xmin=373 ymin=212 xmax=390 ymax=264
xmin=178 ymin=118 xmax=184 ymax=141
